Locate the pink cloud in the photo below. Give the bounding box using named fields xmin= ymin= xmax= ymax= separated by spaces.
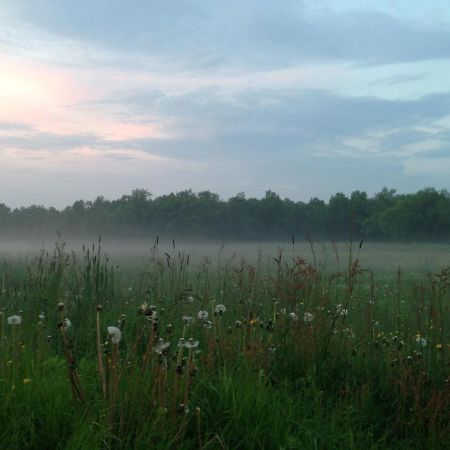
xmin=0 ymin=53 xmax=168 ymax=141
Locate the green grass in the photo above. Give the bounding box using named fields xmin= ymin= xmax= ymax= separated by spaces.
xmin=0 ymin=239 xmax=449 ymax=449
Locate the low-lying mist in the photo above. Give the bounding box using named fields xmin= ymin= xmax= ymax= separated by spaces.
xmin=1 ymin=234 xmax=449 ymax=273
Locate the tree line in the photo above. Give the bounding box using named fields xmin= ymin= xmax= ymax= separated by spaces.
xmin=0 ymin=187 xmax=449 ymax=241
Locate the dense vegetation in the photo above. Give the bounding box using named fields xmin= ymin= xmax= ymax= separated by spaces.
xmin=0 ymin=241 xmax=449 ymax=449
xmin=1 ymin=187 xmax=450 ymax=241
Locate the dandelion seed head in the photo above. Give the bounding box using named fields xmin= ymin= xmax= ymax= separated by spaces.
xmin=7 ymin=315 xmax=21 ymax=325
xmin=303 ymin=312 xmax=314 ymax=323
xmin=197 ymin=310 xmax=208 ymax=320
xmin=214 ymin=304 xmax=226 ymax=315
xmin=107 ymin=326 xmax=122 ymax=344
xmin=182 ymin=315 xmax=194 ymax=325
xmin=154 ymin=338 xmax=170 ymax=354
xmin=184 ymin=338 xmax=199 ymax=349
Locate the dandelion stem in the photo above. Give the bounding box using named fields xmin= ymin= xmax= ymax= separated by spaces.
xmin=96 ymin=309 xmax=107 ymax=399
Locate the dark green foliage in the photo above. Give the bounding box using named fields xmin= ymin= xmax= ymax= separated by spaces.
xmin=2 ymin=187 xmax=450 ymax=241
xmin=0 ymin=242 xmax=449 ymax=449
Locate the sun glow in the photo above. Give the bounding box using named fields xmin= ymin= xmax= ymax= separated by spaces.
xmin=0 ymin=54 xmax=167 ymax=140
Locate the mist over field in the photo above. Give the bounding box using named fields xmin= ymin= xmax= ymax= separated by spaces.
xmin=1 ymin=234 xmax=450 ymax=273
xmin=2 ymin=186 xmax=450 ymax=274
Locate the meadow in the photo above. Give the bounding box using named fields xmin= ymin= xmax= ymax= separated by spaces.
xmin=0 ymin=238 xmax=449 ymax=449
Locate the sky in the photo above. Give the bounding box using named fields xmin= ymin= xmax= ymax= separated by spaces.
xmin=0 ymin=0 xmax=450 ymax=208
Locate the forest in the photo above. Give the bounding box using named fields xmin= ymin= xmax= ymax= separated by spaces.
xmin=0 ymin=187 xmax=449 ymax=241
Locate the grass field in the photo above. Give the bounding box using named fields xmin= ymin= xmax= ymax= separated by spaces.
xmin=0 ymin=238 xmax=449 ymax=449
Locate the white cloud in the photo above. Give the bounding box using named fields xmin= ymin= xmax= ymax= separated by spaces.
xmin=398 ymin=139 xmax=445 ymax=156
xmin=404 ymin=156 xmax=450 ymax=176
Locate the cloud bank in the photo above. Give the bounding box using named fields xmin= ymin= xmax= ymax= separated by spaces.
xmin=0 ymin=0 xmax=449 ymax=207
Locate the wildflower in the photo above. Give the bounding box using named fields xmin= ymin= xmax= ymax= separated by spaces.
xmin=178 ymin=338 xmax=185 ymax=347
xmin=303 ymin=312 xmax=314 ymax=323
xmin=64 ymin=318 xmax=71 ymax=329
xmin=7 ymin=315 xmax=21 ymax=325
xmin=436 ymin=344 xmax=443 ymax=350
xmin=187 ymin=295 xmax=194 ymax=303
xmin=107 ymin=326 xmax=122 ymax=344
xmin=203 ymin=320 xmax=212 ymax=329
xmin=177 ymin=403 xmax=189 ymax=414
xmin=234 ymin=320 xmax=242 ymax=328
xmin=58 ymin=302 xmax=65 ymax=311
xmin=214 ymin=304 xmax=226 ymax=315
xmin=415 ymin=335 xmax=427 ymax=347
xmin=38 ymin=312 xmax=46 ymax=320
xmin=343 ymin=327 xmax=355 ymax=338
xmin=182 ymin=316 xmax=194 ymax=325
xmin=266 ymin=319 xmax=274 ymax=331
xmin=184 ymin=338 xmax=199 ymax=349
xmin=138 ymin=303 xmax=155 ymax=316
xmin=197 ymin=310 xmax=209 ymax=320
xmin=23 ymin=378 xmax=32 ymax=384
xmin=288 ymin=312 xmax=298 ymax=321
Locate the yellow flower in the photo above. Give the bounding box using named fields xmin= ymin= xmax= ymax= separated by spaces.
xmin=23 ymin=378 xmax=32 ymax=384
xmin=436 ymin=344 xmax=443 ymax=350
